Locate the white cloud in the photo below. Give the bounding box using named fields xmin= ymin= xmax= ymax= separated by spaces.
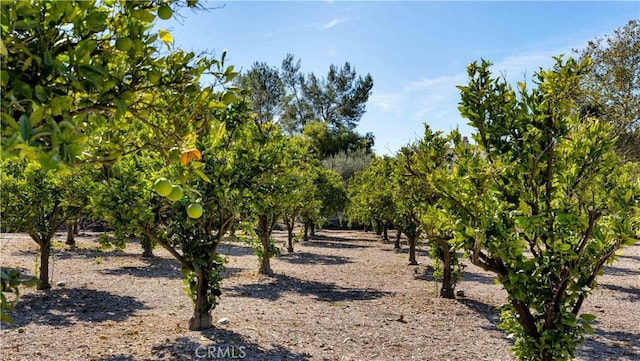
xmin=404 ymin=73 xmax=466 ymax=92
xmin=367 ymin=46 xmax=584 ymax=156
xmin=261 ymin=17 xmax=348 ymax=38
xmin=490 ymin=53 xmax=556 ymax=84
xmin=401 ymin=73 xmax=467 ymax=127
xmin=365 ymin=72 xmax=470 ymax=155
xmin=320 ymin=18 xmax=342 ymax=30
xmin=369 ymin=93 xmax=405 ymax=115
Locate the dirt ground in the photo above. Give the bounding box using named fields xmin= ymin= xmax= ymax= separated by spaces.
xmin=1 ymin=229 xmax=638 ymax=361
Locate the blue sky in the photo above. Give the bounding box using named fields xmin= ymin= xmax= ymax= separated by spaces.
xmin=162 ymin=1 xmax=639 ymax=155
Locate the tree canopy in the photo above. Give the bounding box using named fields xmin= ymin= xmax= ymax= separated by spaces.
xmin=1 ymin=0 xmax=236 ymax=168
xmin=444 ymin=56 xmax=639 ymax=360
xmin=574 ymin=19 xmax=640 ymax=161
xmin=238 ymin=54 xmax=375 ymax=158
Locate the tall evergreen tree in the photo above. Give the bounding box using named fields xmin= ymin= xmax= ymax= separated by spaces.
xmin=574 ymin=20 xmax=640 ymax=161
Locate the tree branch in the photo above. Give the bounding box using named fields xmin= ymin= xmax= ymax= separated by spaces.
xmin=572 ymin=241 xmax=620 ymax=315
xmin=512 ymin=298 xmax=540 ymax=338
xmin=576 ymin=208 xmax=603 ymax=258
xmin=142 ymin=227 xmax=193 ymax=272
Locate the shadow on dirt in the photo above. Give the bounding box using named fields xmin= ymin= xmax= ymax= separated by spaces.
xmin=602 ymin=264 xmax=640 ymax=277
xmin=599 ymin=283 xmax=640 ymax=302
xmin=218 ymin=242 xmax=256 ymax=257
xmin=7 ymin=287 xmax=150 ymax=328
xmin=413 ymin=265 xmax=435 ymax=281
xmin=278 ymin=251 xmax=353 ymax=265
xmin=91 ymin=356 xmax=135 ymax=361
xmin=100 ymin=261 xmax=242 ymax=280
xmin=12 ymin=246 xmax=153 ymax=266
xmin=379 ymin=245 xmax=429 ymax=256
xmin=462 ymin=269 xmax=497 ymax=285
xmin=457 ymin=297 xmax=501 ymax=331
xmin=228 ymin=273 xmax=393 ymax=302
xmin=147 ymin=327 xmax=310 ymax=361
xmin=314 ymin=232 xmax=379 ymax=242
xmin=0 ymin=266 xmax=30 ymax=275
xmin=578 ymin=329 xmax=640 ymax=361
xmin=301 ymin=239 xmax=373 ymax=250
xmin=100 ymin=257 xmax=182 ymax=279
xmin=616 ymin=253 xmax=640 ymax=262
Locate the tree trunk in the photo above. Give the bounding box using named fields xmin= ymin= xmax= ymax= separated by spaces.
xmin=38 ymin=240 xmax=51 ymax=290
xmin=375 ymin=219 xmax=383 ymax=236
xmin=258 ymin=232 xmax=272 ymax=275
xmin=286 ymin=222 xmax=294 ymax=253
xmin=408 ymin=235 xmax=418 ymax=265
xmin=382 ymin=224 xmax=389 ymax=241
xmin=394 ymin=230 xmax=401 ymax=249
xmin=309 ymin=220 xmax=316 ymax=237
xmin=258 ymin=216 xmax=273 ymax=275
xmin=189 ymin=268 xmax=213 ymax=330
xmin=141 ymin=236 xmax=154 ymax=258
xmin=439 ymin=239 xmax=455 ymax=299
xmin=303 ymin=221 xmax=309 ymax=241
xmin=65 ymin=222 xmax=75 ymax=246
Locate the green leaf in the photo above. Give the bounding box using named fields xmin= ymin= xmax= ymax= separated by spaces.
xmin=38 ymin=154 xmax=59 ymax=170
xmin=29 ymin=107 xmax=45 ymax=126
xmin=79 ymin=65 xmax=107 ymax=87
xmin=21 ymin=56 xmax=33 ymax=72
xmin=1 ymin=312 xmax=13 ymax=325
xmin=0 ymin=38 xmax=7 ymax=57
xmin=75 ymin=40 xmax=97 ymax=64
xmin=212 ymin=122 xmax=226 ymax=144
xmin=114 ymin=98 xmax=127 ymax=116
xmin=193 ymin=169 xmax=211 ymax=183
xmin=2 ymin=113 xmax=20 ymax=131
xmin=0 ymin=70 xmax=9 ymax=87
xmin=518 ymin=199 xmax=531 ymax=215
xmin=582 ymin=322 xmax=594 ymax=334
xmin=12 ymin=80 xmax=32 ymax=98
xmin=158 ymin=29 xmax=172 ymax=44
xmin=208 ymin=101 xmax=227 ymax=109
xmin=19 ymin=115 xmax=32 ymax=139
xmin=34 ymin=85 xmax=47 ymax=102
xmin=190 ymin=161 xmax=205 ymax=169
xmin=580 ymin=313 xmax=597 ymax=322
xmin=85 ymin=9 xmax=108 ymax=32
xmin=624 ymin=189 xmax=632 ymax=203
xmin=131 ymin=9 xmax=156 ymax=22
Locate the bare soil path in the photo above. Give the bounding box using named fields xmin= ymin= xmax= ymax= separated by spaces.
xmin=1 ymin=230 xmax=638 ymax=360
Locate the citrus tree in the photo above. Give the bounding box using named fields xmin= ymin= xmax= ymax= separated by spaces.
xmin=386 ymin=155 xmax=430 ymax=266
xmin=294 ymin=165 xmax=348 ymax=242
xmin=240 ymin=124 xmax=311 ymax=274
xmin=314 ymin=166 xmax=348 ymax=227
xmin=281 ymin=140 xmax=317 ymax=253
xmin=0 ymin=160 xmax=98 ymax=290
xmin=90 ymin=154 xmax=163 ymax=257
xmin=1 ymin=0 xmax=217 ymax=168
xmin=346 ymin=156 xmax=395 ymax=239
xmin=2 ymin=0 xmax=245 ymax=330
xmin=440 ymin=56 xmax=640 ymax=360
xmin=401 ymin=126 xmax=465 ymax=299
xmin=137 ymin=99 xmax=246 ymax=331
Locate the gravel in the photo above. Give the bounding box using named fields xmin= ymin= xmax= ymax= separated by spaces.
xmin=1 ymin=230 xmax=638 ymax=361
